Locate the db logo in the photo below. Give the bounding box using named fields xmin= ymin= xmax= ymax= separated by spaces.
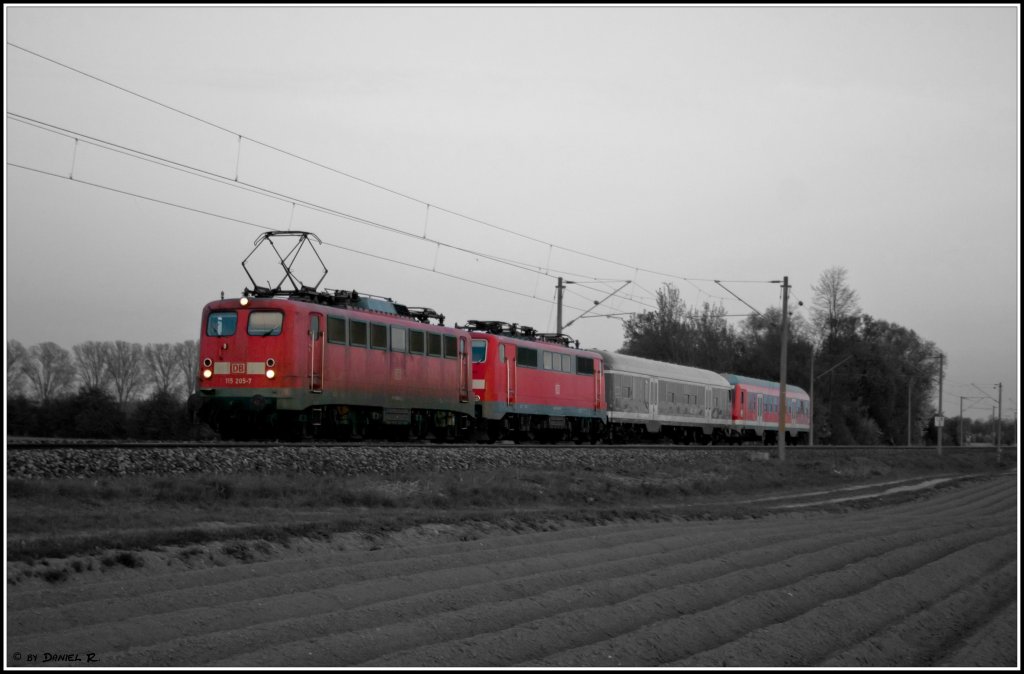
xmin=230 ymin=362 xmax=245 ymax=374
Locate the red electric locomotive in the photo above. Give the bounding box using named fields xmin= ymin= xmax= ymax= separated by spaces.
xmin=192 ymin=231 xmax=474 ymax=440
xmin=724 ymin=374 xmax=811 ymax=445
xmin=194 ymin=293 xmax=473 ymax=440
xmin=463 ymin=321 xmax=607 ymax=443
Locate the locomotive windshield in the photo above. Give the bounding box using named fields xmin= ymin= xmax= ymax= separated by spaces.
xmin=207 ymin=311 xmax=237 ymax=336
xmin=248 ymin=311 xmax=283 ymax=336
xmin=472 ymin=339 xmax=487 ymax=363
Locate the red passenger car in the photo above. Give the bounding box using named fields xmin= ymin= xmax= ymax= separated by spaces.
xmin=724 ymin=374 xmax=810 ymax=445
xmin=194 ymin=291 xmax=473 ymax=440
xmin=464 ymin=322 xmax=606 ymax=443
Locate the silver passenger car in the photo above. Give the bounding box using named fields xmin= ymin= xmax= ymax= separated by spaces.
xmin=591 ymin=349 xmax=733 ymax=443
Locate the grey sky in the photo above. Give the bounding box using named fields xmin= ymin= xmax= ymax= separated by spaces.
xmin=4 ymin=5 xmax=1019 ymax=421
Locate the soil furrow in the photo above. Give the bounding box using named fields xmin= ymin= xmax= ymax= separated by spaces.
xmin=672 ymin=532 xmax=1016 ymax=667
xmin=5 ymin=518 xmax=692 ymax=610
xmin=6 ymin=470 xmax=1013 ymax=669
xmin=102 ymin=523 xmax=919 ymax=666
xmin=936 ymin=599 xmax=1019 ymax=667
xmin=818 ymin=559 xmax=1018 ymax=667
xmin=14 ymin=497 xmax=964 ymax=637
xmin=362 ymin=525 xmax=1009 ymax=667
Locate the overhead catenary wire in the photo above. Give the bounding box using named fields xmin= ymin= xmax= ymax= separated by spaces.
xmin=8 ymin=111 xmax=658 ymax=298
xmin=9 ymin=109 xmax=675 ymax=318
xmin=9 ymin=160 xmax=601 ymax=316
xmin=7 ymin=42 xmax=783 ymax=295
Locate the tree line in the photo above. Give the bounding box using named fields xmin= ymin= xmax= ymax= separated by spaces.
xmin=620 ymin=267 xmax=1014 ymax=446
xmin=6 ymin=340 xmax=198 ymax=439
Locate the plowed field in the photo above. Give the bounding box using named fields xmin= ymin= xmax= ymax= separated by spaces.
xmin=6 ymin=473 xmax=1018 ymax=668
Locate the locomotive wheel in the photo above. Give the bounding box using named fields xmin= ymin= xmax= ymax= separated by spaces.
xmin=485 ymin=421 xmax=503 ymax=444
xmin=280 ymin=413 xmax=313 ymax=442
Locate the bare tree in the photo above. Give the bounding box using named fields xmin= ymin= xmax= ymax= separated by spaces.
xmin=107 ymin=341 xmax=146 ymax=404
xmin=622 ymin=283 xmax=687 ymax=363
xmin=145 ymin=343 xmax=180 ymax=395
xmin=24 ymin=342 xmax=78 ymax=402
xmin=73 ymin=341 xmax=113 ymax=392
xmin=173 ymin=340 xmax=198 ymax=399
xmin=811 ymin=266 xmax=861 ymax=343
xmin=7 ymin=339 xmax=30 ymax=397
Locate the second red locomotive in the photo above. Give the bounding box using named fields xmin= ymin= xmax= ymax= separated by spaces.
xmin=465 ymin=321 xmax=606 ymax=444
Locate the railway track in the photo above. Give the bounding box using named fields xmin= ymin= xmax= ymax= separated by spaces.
xmin=6 ymin=438 xmax=982 ymax=452
xmin=9 ymin=438 xmax=1008 ymax=483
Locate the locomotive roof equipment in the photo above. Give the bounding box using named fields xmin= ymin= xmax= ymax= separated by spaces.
xmin=239 ymin=231 xmax=445 ymax=324
xmin=459 ymin=320 xmax=579 ymax=347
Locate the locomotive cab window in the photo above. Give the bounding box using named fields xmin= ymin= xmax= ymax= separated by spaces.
xmin=576 ymin=357 xmax=594 ymax=375
xmin=517 ymin=347 xmax=538 ymax=368
xmin=248 ymin=311 xmax=283 ymax=336
xmin=207 ymin=311 xmax=237 ymax=336
xmin=471 ymin=339 xmax=487 ymax=363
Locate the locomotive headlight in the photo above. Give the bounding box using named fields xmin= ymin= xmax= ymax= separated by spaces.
xmin=265 ymin=369 xmax=276 ymax=380
xmin=202 ymin=368 xmax=213 ymax=379
xmin=240 ymin=297 xmax=250 ymax=306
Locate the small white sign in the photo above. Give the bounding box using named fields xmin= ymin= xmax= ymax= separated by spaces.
xmin=935 ymin=416 xmax=945 ymax=427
